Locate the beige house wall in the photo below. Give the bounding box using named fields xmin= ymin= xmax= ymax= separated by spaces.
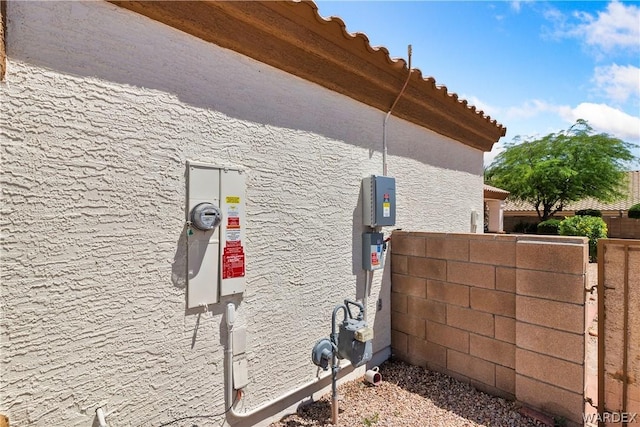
xmin=1 ymin=2 xmax=489 ymax=426
xmin=391 ymin=231 xmax=589 ymax=425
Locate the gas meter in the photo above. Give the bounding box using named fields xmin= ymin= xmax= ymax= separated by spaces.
xmin=311 ymin=299 xmax=374 ymax=426
xmin=336 ymin=300 xmax=373 ymax=367
xmin=311 ymin=299 xmax=373 ymax=370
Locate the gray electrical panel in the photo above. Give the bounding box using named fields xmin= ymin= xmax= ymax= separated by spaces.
xmin=362 ymin=175 xmax=396 ymax=227
xmin=362 ymin=232 xmax=384 ymax=271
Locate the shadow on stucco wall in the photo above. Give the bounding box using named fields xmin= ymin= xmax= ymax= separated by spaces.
xmin=171 ymin=224 xmax=188 ymax=291
xmin=7 ymin=1 xmax=479 ymax=175
xmin=352 ymin=185 xmax=365 ymax=299
xmin=171 ymin=221 xmax=241 ymax=352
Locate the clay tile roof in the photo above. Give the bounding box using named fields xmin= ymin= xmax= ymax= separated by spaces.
xmin=504 ymin=171 xmax=640 ymax=212
xmin=484 ymin=184 xmax=510 ymax=201
xmin=111 ymin=0 xmax=506 ymax=152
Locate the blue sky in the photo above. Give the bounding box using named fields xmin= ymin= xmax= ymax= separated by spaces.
xmin=314 ymin=1 xmax=640 ymax=166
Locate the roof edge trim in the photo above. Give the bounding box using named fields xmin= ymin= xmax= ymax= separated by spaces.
xmin=110 ymin=0 xmax=506 ymax=151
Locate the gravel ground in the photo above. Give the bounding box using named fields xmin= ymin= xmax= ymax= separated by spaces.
xmin=270 ymin=359 xmax=542 ymax=427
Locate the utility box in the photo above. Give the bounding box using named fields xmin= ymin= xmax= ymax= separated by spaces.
xmin=337 ymin=317 xmax=373 ymax=368
xmin=219 ymin=168 xmax=246 ymax=297
xmin=362 ymin=175 xmax=396 ymax=227
xmin=362 ymin=232 xmax=384 ymax=271
xmin=187 ymin=162 xmax=246 ymax=309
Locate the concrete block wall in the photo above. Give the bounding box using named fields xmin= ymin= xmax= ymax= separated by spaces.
xmin=504 ymin=215 xmax=640 ymax=239
xmin=391 ymin=231 xmax=589 ymax=425
xmin=605 ymin=217 xmax=640 ymax=239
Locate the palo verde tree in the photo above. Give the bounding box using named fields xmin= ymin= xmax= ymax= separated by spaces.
xmin=485 ymin=119 xmax=636 ymax=221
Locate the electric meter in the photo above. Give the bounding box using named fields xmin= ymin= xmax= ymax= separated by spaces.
xmin=191 ymin=202 xmax=222 ymax=231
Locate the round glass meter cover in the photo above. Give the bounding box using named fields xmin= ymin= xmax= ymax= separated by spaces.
xmin=191 ymin=202 xmax=222 ymax=230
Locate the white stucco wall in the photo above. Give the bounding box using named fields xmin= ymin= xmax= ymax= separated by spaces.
xmin=0 ymin=1 xmax=485 ymax=426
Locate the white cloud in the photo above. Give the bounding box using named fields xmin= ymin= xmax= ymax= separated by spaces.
xmin=574 ymin=1 xmax=640 ymax=53
xmin=562 ymin=102 xmax=640 ymax=142
xmin=462 ymin=95 xmax=500 ymax=119
xmin=509 ymin=0 xmax=536 ymax=14
xmin=501 ymin=99 xmax=571 ymax=121
xmin=543 ymin=1 xmax=640 ymax=55
xmin=484 ymin=145 xmax=503 ymax=167
xmin=503 ymin=99 xmax=570 ymax=120
xmin=462 ymin=96 xmax=569 ymax=129
xmin=483 ymin=101 xmax=640 ymax=166
xmin=469 ymin=94 xmax=639 ymax=166
xmin=592 ymin=64 xmax=640 ymax=105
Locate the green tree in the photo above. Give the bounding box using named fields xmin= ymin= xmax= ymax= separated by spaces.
xmin=559 ymin=215 xmax=607 ymax=261
xmin=485 ymin=120 xmax=636 ymax=221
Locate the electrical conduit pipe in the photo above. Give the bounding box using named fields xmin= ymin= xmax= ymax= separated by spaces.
xmin=224 ymin=303 xmax=351 ymax=425
xmin=95 ymin=407 xmax=108 ymax=427
xmin=382 ymin=45 xmax=412 ymax=177
xmin=330 ymin=304 xmax=349 ymax=425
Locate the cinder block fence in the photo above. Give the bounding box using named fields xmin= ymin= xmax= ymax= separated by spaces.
xmin=390 ymin=232 xmax=588 ymax=425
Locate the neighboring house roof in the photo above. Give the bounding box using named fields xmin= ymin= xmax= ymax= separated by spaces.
xmin=484 ymin=184 xmax=510 ymax=201
xmin=504 ymin=170 xmax=640 ymax=213
xmin=110 ymin=1 xmax=506 ymax=152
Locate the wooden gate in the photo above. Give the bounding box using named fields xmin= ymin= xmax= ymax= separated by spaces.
xmin=597 ymin=239 xmax=640 ymax=426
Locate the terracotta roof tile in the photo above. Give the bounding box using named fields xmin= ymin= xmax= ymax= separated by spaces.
xmin=484 ymin=184 xmax=510 ymax=200
xmin=312 ymin=4 xmax=504 ymax=132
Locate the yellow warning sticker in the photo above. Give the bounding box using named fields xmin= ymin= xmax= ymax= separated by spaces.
xmin=226 ymin=196 xmax=240 ymax=204
xmin=383 ymin=202 xmax=391 ymax=217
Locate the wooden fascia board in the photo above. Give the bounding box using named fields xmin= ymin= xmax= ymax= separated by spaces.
xmin=484 ymin=191 xmax=509 ymax=201
xmin=110 ymin=1 xmax=506 ymax=151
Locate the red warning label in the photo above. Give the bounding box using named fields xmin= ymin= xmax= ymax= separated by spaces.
xmin=227 ymin=217 xmax=240 ymax=228
xmin=371 ymin=252 xmax=379 ymax=266
xmin=223 ymin=245 xmax=245 ymax=279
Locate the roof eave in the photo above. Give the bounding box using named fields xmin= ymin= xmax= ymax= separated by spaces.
xmin=110 ymin=0 xmax=506 ymax=151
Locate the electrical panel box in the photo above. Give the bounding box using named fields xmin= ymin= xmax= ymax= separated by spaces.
xmin=187 ymin=162 xmax=246 ymax=309
xmin=219 ymin=168 xmax=246 ymax=297
xmin=362 ymin=232 xmax=384 ymax=271
xmin=362 ymin=175 xmax=396 ymax=227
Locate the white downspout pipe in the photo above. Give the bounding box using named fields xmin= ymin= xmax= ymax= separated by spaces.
xmin=363 ymin=270 xmax=370 ymax=321
xmin=95 ymin=407 xmax=108 ymax=427
xmin=224 ymin=303 xmax=349 ymax=425
xmin=382 ymin=45 xmax=413 ymax=177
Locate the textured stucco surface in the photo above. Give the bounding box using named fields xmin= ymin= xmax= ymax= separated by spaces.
xmin=0 ymin=1 xmax=484 ymax=426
